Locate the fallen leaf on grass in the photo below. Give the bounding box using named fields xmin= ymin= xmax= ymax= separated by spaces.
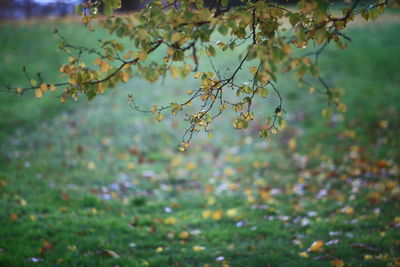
xmin=212 ymin=210 xmax=223 ymax=220
xmin=9 ymin=213 xmax=18 ymax=220
xmin=341 ymin=206 xmax=354 ymax=215
xmin=202 ymin=210 xmax=211 ymax=219
xmin=164 ymin=217 xmax=177 ymax=225
xmin=299 ymin=251 xmax=309 ymax=258
xmin=308 ymin=240 xmax=324 ymax=252
xmin=364 ymin=255 xmax=373 ymax=260
xmin=102 ymin=249 xmax=120 ymax=258
xmin=179 ymin=231 xmax=190 ymax=239
xmin=39 ymin=240 xmax=53 ymax=255
xmin=331 ymin=259 xmax=345 ymax=267
xmin=193 ymin=245 xmax=205 ymax=251
xmin=226 ymin=208 xmax=238 ymax=217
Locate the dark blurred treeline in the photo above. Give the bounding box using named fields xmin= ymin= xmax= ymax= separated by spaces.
xmin=0 ymin=0 xmax=79 ymax=19
xmin=0 ymin=0 xmax=312 ymax=20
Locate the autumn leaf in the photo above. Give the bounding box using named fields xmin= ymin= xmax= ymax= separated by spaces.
xmin=226 ymin=208 xmax=238 ymax=217
xmin=193 ymin=245 xmax=205 ymax=251
xmin=331 ymin=259 xmax=345 ymax=267
xmin=202 ymin=210 xmax=211 ymax=219
xmin=164 ymin=217 xmax=177 ymax=225
xmin=194 ymin=72 xmax=202 ymax=79
xmin=40 ymin=83 xmax=48 ymax=92
xmin=212 ymin=210 xmax=223 ymax=220
xmin=157 ymin=113 xmax=163 ymax=122
xmin=308 ymin=240 xmax=324 ymax=252
xmin=179 ymin=231 xmax=190 ymax=239
xmin=87 ymin=161 xmax=96 ymax=170
xmin=9 ymin=213 xmax=18 ymax=220
xmin=100 ymin=61 xmax=110 ymax=73
xmin=39 ymin=240 xmax=53 ymax=255
xmin=299 ymin=251 xmax=309 ymax=258
xmin=93 ymin=58 xmax=102 ymax=66
xmin=123 ymin=50 xmax=133 ymax=60
xmin=35 ymin=89 xmax=43 ymax=98
xmin=102 ymin=249 xmax=120 ymax=258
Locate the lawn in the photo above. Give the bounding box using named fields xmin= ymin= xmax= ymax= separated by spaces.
xmin=0 ymin=14 xmax=399 ymax=266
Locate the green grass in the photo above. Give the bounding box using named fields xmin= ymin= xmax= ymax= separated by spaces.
xmin=0 ymin=16 xmax=399 ymax=266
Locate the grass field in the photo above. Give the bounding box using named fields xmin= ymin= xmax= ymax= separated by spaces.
xmin=0 ymin=14 xmax=399 ymax=266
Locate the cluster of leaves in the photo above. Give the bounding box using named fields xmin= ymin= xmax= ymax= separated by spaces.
xmin=6 ymin=0 xmax=394 ymax=148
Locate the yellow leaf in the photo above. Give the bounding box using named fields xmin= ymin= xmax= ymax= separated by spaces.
xmin=16 ymin=87 xmax=23 ymax=94
xmin=156 ymin=247 xmax=164 ymax=253
xmin=100 ymin=61 xmax=110 ymax=73
xmin=137 ymin=51 xmax=148 ymax=62
xmin=179 ymin=231 xmax=190 ymax=239
xmin=187 ymin=89 xmax=194 ymax=95
xmin=164 ymin=217 xmax=177 ymax=225
xmin=378 ymin=120 xmax=388 ymax=128
xmin=50 ymin=84 xmax=57 ymax=92
xmin=97 ymin=83 xmax=105 ymax=94
xmin=194 ymin=72 xmax=202 ymax=79
xmin=207 ymin=197 xmax=216 ymax=206
xmin=224 ymin=167 xmax=235 ymax=176
xmin=337 ymin=102 xmax=347 ymax=112
xmin=123 ymin=50 xmax=133 ymax=60
xmin=87 ymin=161 xmax=96 ymax=170
xmin=322 ymin=107 xmax=333 ymax=120
xmin=157 ymin=113 xmax=163 ymax=122
xmin=94 ymin=58 xmax=102 ymax=66
xmin=170 ymin=66 xmax=180 ymax=78
xmin=171 ymin=32 xmax=181 ymax=43
xmin=299 ymin=251 xmax=309 ymax=258
xmin=193 ymin=245 xmax=205 ymax=252
xmin=308 ymin=240 xmax=324 ymax=252
xmin=127 ymin=162 xmax=136 ymax=169
xmin=186 ymin=162 xmax=197 ymax=170
xmin=364 ymin=255 xmax=373 ymax=260
xmin=82 ymin=16 xmax=90 ymax=24
xmin=288 ymin=138 xmax=297 ymax=150
xmin=212 ymin=210 xmax=223 ymax=220
xmin=202 ymin=210 xmax=211 ymax=219
xmin=20 ymin=199 xmax=27 ymax=206
xmin=179 ymin=146 xmax=186 ymax=152
xmin=341 ymin=206 xmax=354 ymax=215
xmin=40 ymin=83 xmax=48 ymax=92
xmin=35 ymin=89 xmax=43 ymax=98
xmin=226 ymin=208 xmax=237 ymax=217
xmin=120 ymin=71 xmax=130 ymax=83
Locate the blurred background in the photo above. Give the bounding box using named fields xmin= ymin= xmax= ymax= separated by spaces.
xmin=0 ymin=1 xmax=399 ymax=266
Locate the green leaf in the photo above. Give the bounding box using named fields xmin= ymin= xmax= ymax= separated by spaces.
xmin=218 ymin=24 xmax=229 ymax=36
xmin=207 ymin=45 xmax=216 ymax=57
xmin=258 ymin=87 xmax=269 ymax=98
